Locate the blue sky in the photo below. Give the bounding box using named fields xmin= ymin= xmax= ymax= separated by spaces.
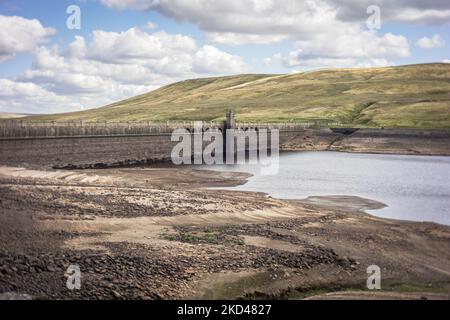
xmin=0 ymin=0 xmax=449 ymax=114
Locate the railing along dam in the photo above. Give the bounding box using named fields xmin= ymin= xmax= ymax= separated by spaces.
xmin=1 ymin=114 xmax=448 ymax=169
xmin=0 ymin=119 xmax=329 ymax=139
xmin=0 ymin=113 xmax=336 ymax=169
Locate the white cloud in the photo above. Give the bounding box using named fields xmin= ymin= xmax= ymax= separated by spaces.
xmin=0 ymin=15 xmax=55 ymax=62
xmin=416 ymin=34 xmax=445 ymax=49
xmin=0 ymin=78 xmax=72 ymax=114
xmin=263 ymin=53 xmax=282 ymax=66
xmin=101 ymin=0 xmax=155 ymax=10
xmin=275 ymin=27 xmax=409 ymax=70
xmin=390 ymin=8 xmax=450 ymax=24
xmin=193 ymin=45 xmax=248 ymax=74
xmin=100 ymin=0 xmax=412 ymax=70
xmin=0 ymin=78 xmax=58 ymax=99
xmin=103 ymin=0 xmax=341 ymax=45
xmin=66 ymin=35 xmax=87 ymax=58
xmin=205 ymin=32 xmax=288 ymax=46
xmin=86 ymin=28 xmax=197 ymax=65
xmin=2 ymin=26 xmax=248 ymax=114
xmin=291 ymin=31 xmax=410 ymax=61
xmin=146 ymin=21 xmax=158 ymax=29
xmin=101 ymin=0 xmax=450 ymax=29
xmin=284 ymin=56 xmax=391 ymax=70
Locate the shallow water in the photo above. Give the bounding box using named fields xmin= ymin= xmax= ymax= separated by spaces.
xmin=203 ymin=151 xmax=450 ymax=225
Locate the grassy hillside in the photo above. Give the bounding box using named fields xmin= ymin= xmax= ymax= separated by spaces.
xmin=25 ymin=63 xmax=450 ymax=128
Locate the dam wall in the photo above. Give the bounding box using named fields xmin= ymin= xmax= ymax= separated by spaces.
xmin=0 ymin=115 xmax=319 ymax=168
xmin=0 ymin=134 xmax=176 ymax=169
xmin=0 ymin=130 xmax=285 ymax=169
xmin=1 ymin=118 xmax=449 ymax=169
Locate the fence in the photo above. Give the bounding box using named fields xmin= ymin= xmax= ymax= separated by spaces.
xmin=0 ymin=120 xmax=335 ymax=138
xmin=234 ymin=122 xmax=334 ymax=130
xmin=0 ymin=120 xmax=220 ymax=138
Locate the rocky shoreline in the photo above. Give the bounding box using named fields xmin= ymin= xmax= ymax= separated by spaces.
xmin=1 ymin=164 xmax=450 ymax=300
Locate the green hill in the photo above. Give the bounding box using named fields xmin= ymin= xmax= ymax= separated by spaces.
xmin=25 ymin=63 xmax=450 ymax=128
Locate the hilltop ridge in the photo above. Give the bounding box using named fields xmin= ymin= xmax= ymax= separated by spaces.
xmin=24 ymin=63 xmax=450 ymax=128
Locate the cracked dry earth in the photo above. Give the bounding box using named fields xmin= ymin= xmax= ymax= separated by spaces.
xmin=1 ymin=166 xmax=450 ymax=300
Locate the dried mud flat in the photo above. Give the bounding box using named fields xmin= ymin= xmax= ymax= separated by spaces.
xmin=0 ymin=165 xmax=450 ymax=300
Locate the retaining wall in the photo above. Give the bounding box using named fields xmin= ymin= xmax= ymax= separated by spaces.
xmin=1 ymin=127 xmax=449 ymax=169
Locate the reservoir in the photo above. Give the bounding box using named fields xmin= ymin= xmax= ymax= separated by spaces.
xmin=204 ymin=151 xmax=450 ymax=226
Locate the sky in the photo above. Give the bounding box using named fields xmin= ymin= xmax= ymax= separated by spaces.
xmin=0 ymin=0 xmax=449 ymax=114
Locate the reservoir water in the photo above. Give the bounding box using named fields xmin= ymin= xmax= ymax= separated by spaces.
xmin=203 ymin=151 xmax=450 ymax=225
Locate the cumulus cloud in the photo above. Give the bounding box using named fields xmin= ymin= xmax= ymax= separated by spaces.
xmin=100 ymin=0 xmax=412 ymax=69
xmin=145 ymin=21 xmax=158 ymax=29
xmin=101 ymin=0 xmax=450 ymax=29
xmin=389 ymin=7 xmax=450 ymax=24
xmin=205 ymin=32 xmax=288 ymax=46
xmin=85 ymin=28 xmax=197 ymax=67
xmin=329 ymin=0 xmax=450 ymax=24
xmin=416 ymin=34 xmax=446 ymax=49
xmin=287 ymin=31 xmax=410 ymax=68
xmin=66 ymin=35 xmax=87 ymax=58
xmin=283 ymin=55 xmax=391 ymax=70
xmin=263 ymin=53 xmax=283 ymax=66
xmin=103 ymin=0 xmax=340 ymax=45
xmin=193 ymin=45 xmax=248 ymax=73
xmin=0 ymin=15 xmax=55 ymax=62
xmin=0 ymin=78 xmax=73 ymax=114
xmin=1 ymin=25 xmax=248 ymax=114
xmin=101 ymin=0 xmax=156 ymax=10
xmin=260 ymin=27 xmax=409 ymax=70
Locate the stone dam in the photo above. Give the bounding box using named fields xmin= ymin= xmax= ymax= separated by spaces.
xmin=1 ymin=114 xmax=449 ymax=169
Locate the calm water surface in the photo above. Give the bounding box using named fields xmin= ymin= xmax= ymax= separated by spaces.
xmin=203 ymin=152 xmax=450 ymax=225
